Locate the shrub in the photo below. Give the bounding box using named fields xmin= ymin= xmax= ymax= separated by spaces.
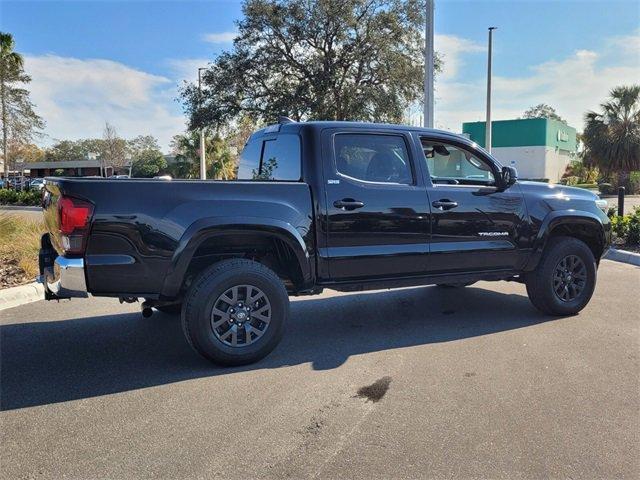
xmin=627 ymin=207 xmax=640 ymax=245
xmin=561 ymin=176 xmax=579 ymax=186
xmin=0 ymin=189 xmax=41 ymax=206
xmin=600 ymin=172 xmax=640 ymax=195
xmin=598 ymin=183 xmax=614 ymax=195
xmin=0 ymin=189 xmax=18 ymax=204
xmin=629 ymin=171 xmax=640 ymax=195
xmin=611 ymin=215 xmax=629 ymax=239
xmin=610 ymin=207 xmax=640 ymax=246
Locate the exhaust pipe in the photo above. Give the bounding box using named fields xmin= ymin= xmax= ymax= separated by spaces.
xmin=141 ymin=301 xmax=154 ymax=318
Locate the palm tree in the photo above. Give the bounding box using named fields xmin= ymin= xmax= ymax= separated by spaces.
xmin=170 ymin=130 xmax=236 ymax=180
xmin=0 ymin=32 xmax=25 ymax=184
xmin=582 ymin=85 xmax=640 ymax=189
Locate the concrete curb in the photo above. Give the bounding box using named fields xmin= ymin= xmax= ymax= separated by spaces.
xmin=603 ymin=248 xmax=640 ymax=267
xmin=0 ymin=282 xmax=44 ymax=311
xmin=0 ymin=205 xmax=41 ymax=212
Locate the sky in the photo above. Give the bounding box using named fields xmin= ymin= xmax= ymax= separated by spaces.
xmin=2 ymin=0 xmax=639 ymax=151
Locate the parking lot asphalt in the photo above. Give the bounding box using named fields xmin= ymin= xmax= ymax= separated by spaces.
xmin=1 ymin=260 xmax=638 ymax=479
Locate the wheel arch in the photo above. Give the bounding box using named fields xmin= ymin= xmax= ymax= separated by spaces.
xmin=524 ymin=210 xmax=608 ymax=271
xmin=160 ymin=216 xmax=313 ymax=298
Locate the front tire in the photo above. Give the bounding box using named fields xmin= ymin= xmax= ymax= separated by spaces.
xmin=181 ymin=259 xmax=289 ymax=366
xmin=525 ymin=236 xmax=597 ymax=316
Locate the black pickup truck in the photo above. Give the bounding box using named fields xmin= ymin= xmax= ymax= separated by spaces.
xmin=39 ymin=120 xmax=611 ymax=365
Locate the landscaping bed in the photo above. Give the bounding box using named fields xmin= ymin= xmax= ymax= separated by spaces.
xmin=608 ymin=206 xmax=640 ymax=254
xmin=0 ymin=214 xmax=43 ymax=289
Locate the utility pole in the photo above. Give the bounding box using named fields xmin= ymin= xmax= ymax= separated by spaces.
xmin=423 ymin=0 xmax=434 ymax=128
xmin=198 ymin=67 xmax=207 ymax=180
xmin=485 ymin=27 xmax=497 ymax=153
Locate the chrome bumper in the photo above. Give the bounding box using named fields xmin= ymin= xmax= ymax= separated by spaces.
xmin=39 ymin=256 xmax=88 ymax=299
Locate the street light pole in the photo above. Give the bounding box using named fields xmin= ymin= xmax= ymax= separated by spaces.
xmin=485 ymin=27 xmax=497 ymax=153
xmin=423 ymin=0 xmax=435 ymax=128
xmin=198 ymin=67 xmax=207 ymax=180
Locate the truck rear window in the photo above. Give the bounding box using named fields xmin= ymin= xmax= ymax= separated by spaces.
xmin=237 ymin=134 xmax=301 ymax=181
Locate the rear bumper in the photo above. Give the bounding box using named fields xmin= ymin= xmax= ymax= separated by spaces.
xmin=38 ymin=234 xmax=88 ymax=299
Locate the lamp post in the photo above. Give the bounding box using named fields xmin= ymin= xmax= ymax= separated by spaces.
xmin=198 ymin=67 xmax=207 ymax=180
xmin=485 ymin=27 xmax=497 ymax=153
xmin=423 ymin=0 xmax=435 ymax=128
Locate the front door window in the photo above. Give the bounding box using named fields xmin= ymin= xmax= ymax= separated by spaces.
xmin=422 ymin=141 xmax=495 ymax=187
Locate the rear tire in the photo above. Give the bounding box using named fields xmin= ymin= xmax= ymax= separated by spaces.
xmin=181 ymin=259 xmax=289 ymax=366
xmin=525 ymin=236 xmax=597 ymax=316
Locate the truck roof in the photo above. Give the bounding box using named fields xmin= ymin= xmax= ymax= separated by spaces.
xmin=251 ymin=120 xmax=477 ymax=147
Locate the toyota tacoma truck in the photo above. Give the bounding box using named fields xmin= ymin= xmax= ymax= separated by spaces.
xmin=38 ymin=120 xmax=611 ymax=366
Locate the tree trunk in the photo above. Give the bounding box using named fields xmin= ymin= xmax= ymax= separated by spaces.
xmin=1 ymin=79 xmax=8 ymax=187
xmin=618 ymin=170 xmax=630 ymax=191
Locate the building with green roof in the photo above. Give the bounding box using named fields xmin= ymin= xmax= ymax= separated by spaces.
xmin=462 ymin=118 xmax=577 ymax=182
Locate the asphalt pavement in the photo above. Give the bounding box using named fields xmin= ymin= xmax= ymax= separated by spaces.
xmin=1 ymin=260 xmax=638 ymax=479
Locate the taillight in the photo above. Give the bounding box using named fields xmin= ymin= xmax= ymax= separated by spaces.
xmin=58 ymin=196 xmax=93 ymax=254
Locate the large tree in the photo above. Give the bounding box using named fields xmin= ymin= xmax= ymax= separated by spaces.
xmin=131 ymin=148 xmax=167 ymax=178
xmin=101 ymin=122 xmax=128 ymax=175
xmin=1 ymin=32 xmax=44 ymax=182
xmin=44 ymin=139 xmax=103 ymax=162
xmin=522 ymin=103 xmax=566 ymax=124
xmin=182 ymin=0 xmax=438 ymax=129
xmin=582 ymin=85 xmax=640 ymax=187
xmin=128 ymin=135 xmax=160 ymax=159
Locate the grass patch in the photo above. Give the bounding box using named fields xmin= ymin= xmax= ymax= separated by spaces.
xmin=0 ymin=213 xmax=44 ymax=288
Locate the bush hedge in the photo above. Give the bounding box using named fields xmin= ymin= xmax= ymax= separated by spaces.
xmin=608 ymin=207 xmax=640 ymax=246
xmin=0 ymin=189 xmax=42 ymax=206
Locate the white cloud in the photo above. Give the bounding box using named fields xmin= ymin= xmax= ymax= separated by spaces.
xmin=25 ymin=55 xmax=186 ymax=151
xmin=435 ymin=32 xmax=640 ymax=133
xmin=435 ymin=34 xmax=485 ymax=80
xmin=166 ymin=57 xmax=211 ymax=83
xmin=202 ymin=31 xmax=237 ymax=44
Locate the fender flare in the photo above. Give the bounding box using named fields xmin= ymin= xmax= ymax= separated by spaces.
xmin=160 ymin=216 xmax=312 ymax=297
xmin=523 ymin=210 xmax=607 ymax=271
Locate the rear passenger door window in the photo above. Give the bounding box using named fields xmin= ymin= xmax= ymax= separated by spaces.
xmin=334 ymin=134 xmax=413 ymax=185
xmin=259 ymin=135 xmax=301 ymax=180
xmin=237 ymin=134 xmax=301 ymax=181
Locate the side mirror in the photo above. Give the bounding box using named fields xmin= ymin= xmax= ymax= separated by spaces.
xmin=501 ymin=166 xmax=518 ymax=189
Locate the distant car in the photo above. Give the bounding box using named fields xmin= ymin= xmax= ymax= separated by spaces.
xmin=108 ymin=175 xmax=130 ymax=179
xmin=7 ymin=178 xmax=26 ymax=190
xmin=152 ymin=175 xmax=172 ymax=180
xmin=29 ymin=178 xmax=45 ymax=191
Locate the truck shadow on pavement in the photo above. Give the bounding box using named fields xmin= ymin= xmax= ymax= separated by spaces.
xmin=1 ymin=286 xmax=558 ymax=410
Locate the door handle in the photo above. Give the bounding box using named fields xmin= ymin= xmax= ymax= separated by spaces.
xmin=334 ymin=198 xmax=365 ymax=210
xmin=432 ymin=199 xmax=458 ymax=210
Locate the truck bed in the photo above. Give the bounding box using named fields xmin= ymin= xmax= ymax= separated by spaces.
xmin=43 ymin=177 xmax=314 ymax=296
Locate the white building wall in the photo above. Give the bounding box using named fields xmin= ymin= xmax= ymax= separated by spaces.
xmin=489 ymin=146 xmax=572 ymax=182
xmin=544 ymin=148 xmax=573 ymax=182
